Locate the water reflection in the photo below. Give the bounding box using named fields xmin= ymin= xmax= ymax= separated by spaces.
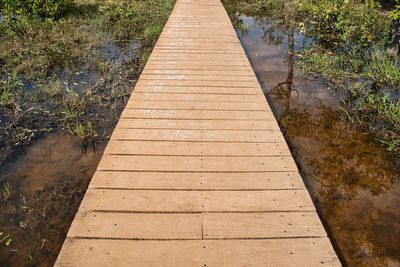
xmin=230 ymin=11 xmax=400 ymax=267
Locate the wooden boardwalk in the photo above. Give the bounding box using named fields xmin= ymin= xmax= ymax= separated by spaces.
xmin=55 ymin=0 xmax=340 ymax=266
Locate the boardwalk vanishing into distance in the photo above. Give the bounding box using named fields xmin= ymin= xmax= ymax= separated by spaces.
xmin=55 ymin=0 xmax=341 ymax=265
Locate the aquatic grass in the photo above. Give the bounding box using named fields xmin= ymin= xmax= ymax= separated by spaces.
xmin=0 ymin=14 xmax=102 ymax=79
xmin=296 ymin=46 xmax=363 ymax=85
xmin=65 ymin=120 xmax=97 ymax=145
xmin=223 ymin=0 xmax=400 ymax=153
xmin=0 ymin=0 xmax=176 ymax=161
xmin=366 ymin=51 xmax=400 ymax=88
xmin=341 ymin=82 xmax=400 ymax=151
xmin=0 ymin=72 xmax=24 ymax=106
xmin=1 ymin=182 xmax=11 ymax=201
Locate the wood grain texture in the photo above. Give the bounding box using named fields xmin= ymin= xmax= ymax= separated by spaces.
xmin=78 ymin=189 xmax=315 ymax=212
xmin=56 ymin=239 xmax=339 ymax=267
xmin=89 ymin=171 xmax=306 ymax=190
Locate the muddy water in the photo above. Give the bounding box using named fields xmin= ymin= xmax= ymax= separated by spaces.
xmin=0 ymin=133 xmax=105 ymax=266
xmin=231 ymin=14 xmax=400 ymax=266
xmin=0 ymin=39 xmax=139 ymax=266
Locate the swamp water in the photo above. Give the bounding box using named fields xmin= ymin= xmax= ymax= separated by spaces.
xmin=229 ymin=12 xmax=400 ymax=267
xmin=0 ymin=39 xmax=141 ymax=266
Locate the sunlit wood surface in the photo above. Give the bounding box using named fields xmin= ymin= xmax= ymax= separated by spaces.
xmin=55 ymin=0 xmax=340 ymax=265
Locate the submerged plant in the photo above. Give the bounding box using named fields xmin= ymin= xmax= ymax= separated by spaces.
xmin=1 ymin=182 xmax=11 ymax=201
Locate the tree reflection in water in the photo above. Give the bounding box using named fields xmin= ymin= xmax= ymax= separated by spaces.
xmin=227 ymin=6 xmax=400 ymax=266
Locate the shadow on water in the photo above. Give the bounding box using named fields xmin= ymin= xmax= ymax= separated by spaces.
xmin=233 ymin=13 xmax=400 ymax=267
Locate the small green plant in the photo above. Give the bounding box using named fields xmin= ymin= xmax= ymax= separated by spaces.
xmin=1 ymin=182 xmax=11 ymax=201
xmin=390 ymin=0 xmax=400 ymax=21
xmin=0 ymin=232 xmax=11 ymax=247
xmin=366 ymin=51 xmax=400 ymax=88
xmin=378 ymin=138 xmax=400 ymax=151
xmin=0 ymin=72 xmax=23 ymax=106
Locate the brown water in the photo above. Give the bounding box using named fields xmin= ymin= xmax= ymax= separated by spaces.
xmin=232 ymin=14 xmax=400 ymax=266
xmin=0 ymin=38 xmax=138 ymax=266
xmin=0 ymin=133 xmax=105 ymax=266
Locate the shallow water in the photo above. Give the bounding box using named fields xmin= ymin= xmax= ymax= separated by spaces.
xmin=0 ymin=38 xmax=140 ymax=266
xmin=0 ymin=133 xmax=105 ymax=266
xmin=232 ymin=14 xmax=400 ymax=266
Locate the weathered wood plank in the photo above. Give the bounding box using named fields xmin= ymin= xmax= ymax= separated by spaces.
xmin=139 ymin=74 xmax=255 ymax=81
xmin=110 ymin=129 xmax=284 ymax=143
xmin=129 ymin=92 xmax=262 ymax=102
xmin=89 ymin=171 xmax=305 ymax=190
xmin=133 ymin=85 xmax=260 ymax=94
xmin=136 ymin=79 xmax=260 ymax=87
xmin=55 ymin=239 xmax=341 ymax=267
xmin=97 ymin=155 xmax=297 ymax=172
xmin=116 ymin=119 xmax=279 ymax=130
xmin=79 ymin=189 xmax=315 ymax=212
xmin=144 ymin=64 xmax=252 ymax=71
xmin=120 ymin=109 xmax=272 ymax=120
xmin=125 ymin=101 xmax=267 ymax=111
xmin=203 ymin=212 xmax=327 ymax=239
xmin=68 ymin=212 xmax=202 ymax=239
xmin=141 ymin=69 xmax=254 ymax=76
xmin=104 ymin=141 xmax=291 ymax=156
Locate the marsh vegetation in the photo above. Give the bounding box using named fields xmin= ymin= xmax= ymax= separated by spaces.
xmin=0 ymin=0 xmax=175 ymax=163
xmin=222 ymin=0 xmax=400 ymax=265
xmin=224 ymin=0 xmax=400 ymax=153
xmin=0 ymin=0 xmax=175 ymax=265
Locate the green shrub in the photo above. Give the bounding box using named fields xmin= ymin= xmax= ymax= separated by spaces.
xmin=99 ymin=0 xmax=175 ymax=40
xmin=391 ymin=0 xmax=400 ymax=21
xmin=0 ymin=0 xmax=72 ymax=19
xmin=297 ymin=0 xmax=390 ymax=49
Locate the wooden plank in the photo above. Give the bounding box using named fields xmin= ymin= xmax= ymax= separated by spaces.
xmin=139 ymin=74 xmax=255 ymax=81
xmin=55 ymin=239 xmax=341 ymax=267
xmin=89 ymin=171 xmax=306 ymax=190
xmin=141 ymin=69 xmax=254 ymax=76
xmin=129 ymin=93 xmax=262 ymax=102
xmin=115 ymin=119 xmax=279 ymax=130
xmin=133 ymin=85 xmax=261 ymax=94
xmin=136 ymin=79 xmax=259 ymax=87
xmin=144 ymin=64 xmax=252 ymax=71
xmin=68 ymin=212 xmax=202 ymax=239
xmin=203 ymin=212 xmax=326 ymax=239
xmin=110 ymin=129 xmax=285 ymax=143
xmin=152 ymin=49 xmax=245 ymax=54
xmin=120 ymin=109 xmax=272 ymax=120
xmin=97 ymin=155 xmax=297 ymax=172
xmin=153 ymin=45 xmax=242 ymax=49
xmin=79 ymin=189 xmax=315 ymax=212
xmin=104 ymin=141 xmax=291 ymax=156
xmin=125 ymin=101 xmax=267 ymax=111
xmin=149 ymin=55 xmax=247 ymax=61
